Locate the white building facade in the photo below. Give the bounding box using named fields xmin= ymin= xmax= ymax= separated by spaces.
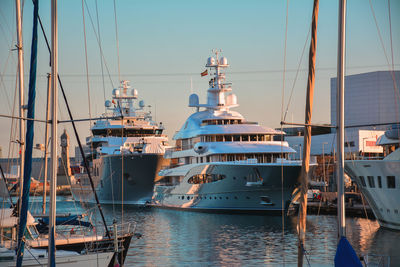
xmin=285 ymin=129 xmax=384 ymax=160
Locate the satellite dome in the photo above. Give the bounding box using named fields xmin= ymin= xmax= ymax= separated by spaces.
xmin=105 ymin=100 xmax=112 ymax=107
xmin=226 ymin=93 xmax=237 ymax=106
xmin=189 ymin=93 xmax=199 ymax=107
xmin=139 ymin=100 xmax=145 ymax=108
xmin=207 ymin=57 xmax=215 ymax=66
xmin=132 ymin=89 xmax=138 ymax=98
xmin=220 ymin=57 xmax=228 ymax=65
xmin=112 ymin=88 xmax=119 ymax=96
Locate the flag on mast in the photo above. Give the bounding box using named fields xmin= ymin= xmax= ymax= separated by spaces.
xmin=200 ymin=70 xmax=208 ymax=77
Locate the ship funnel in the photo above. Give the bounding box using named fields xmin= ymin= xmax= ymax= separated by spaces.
xmin=189 ymin=93 xmax=199 ymax=107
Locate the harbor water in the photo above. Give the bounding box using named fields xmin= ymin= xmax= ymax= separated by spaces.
xmin=28 ymin=196 xmax=400 ymax=266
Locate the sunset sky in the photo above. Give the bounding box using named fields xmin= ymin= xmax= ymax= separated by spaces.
xmin=0 ymin=0 xmax=399 ymax=158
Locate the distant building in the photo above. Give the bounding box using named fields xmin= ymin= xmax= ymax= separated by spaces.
xmin=284 ymin=129 xmax=384 ymax=160
xmin=331 ymin=70 xmax=400 ymax=130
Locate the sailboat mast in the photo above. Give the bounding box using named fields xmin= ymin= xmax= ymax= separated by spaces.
xmin=43 ymin=73 xmax=51 ymax=214
xmin=48 ymin=0 xmax=58 ymax=265
xmin=15 ymin=0 xmax=25 ymax=211
xmin=336 ymin=0 xmax=346 ymax=238
xmin=297 ymin=0 xmax=319 ymax=266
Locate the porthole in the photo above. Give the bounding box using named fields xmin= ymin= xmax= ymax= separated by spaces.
xmin=182 ymin=196 xmax=184 ymax=200
xmin=219 ymin=197 xmax=222 ymax=200
xmin=187 ymin=196 xmax=190 ymax=200
xmin=214 ymin=197 xmax=217 ymax=200
xmin=234 ymin=196 xmax=238 ymax=199
xmin=226 ymin=197 xmax=229 ymax=200
xmin=209 ymin=197 xmax=212 ymax=200
xmin=233 ymin=177 xmax=236 ymax=180
xmin=246 ymin=196 xmax=250 ymax=199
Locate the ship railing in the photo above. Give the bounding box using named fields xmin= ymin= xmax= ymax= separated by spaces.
xmin=353 ymin=155 xmax=385 ymax=160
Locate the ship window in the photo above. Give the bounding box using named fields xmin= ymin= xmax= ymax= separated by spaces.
xmin=395 ymin=209 xmax=398 ymax=214
xmin=214 ymin=197 xmax=217 ymax=199
xmin=224 ymin=135 xmax=232 ymax=142
xmin=387 ymin=176 xmax=396 ymax=188
xmin=234 ymin=196 xmax=238 ymax=199
xmin=216 ymin=135 xmax=223 ymax=142
xmin=250 ymin=135 xmax=257 ymax=141
xmin=367 ymin=176 xmax=375 ymax=188
xmin=359 ymin=176 xmax=366 ymax=187
xmin=188 ymin=174 xmax=226 ymax=184
xmin=344 ymin=141 xmax=355 ymax=147
xmin=187 ymin=196 xmax=190 ymax=200
xmin=233 ymin=135 xmax=240 ymax=142
xmin=377 ymin=176 xmax=382 ymax=188
xmin=219 ymin=197 xmax=222 ymax=200
xmin=242 ymin=135 xmax=249 ymax=141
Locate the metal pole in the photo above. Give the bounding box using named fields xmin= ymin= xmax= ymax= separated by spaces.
xmin=336 ymin=0 xmax=346 ymax=238
xmin=42 ymin=73 xmax=51 ymax=214
xmin=48 ymin=0 xmax=58 ymax=265
xmin=15 ymin=0 xmax=25 ymax=215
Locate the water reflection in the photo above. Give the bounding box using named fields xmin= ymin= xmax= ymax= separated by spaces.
xmin=25 ymin=198 xmax=400 ymax=266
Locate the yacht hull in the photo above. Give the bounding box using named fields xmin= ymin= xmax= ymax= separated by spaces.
xmin=71 ymin=154 xmax=169 ymax=205
xmin=152 ymin=163 xmax=301 ymax=213
xmin=345 ymin=160 xmax=400 ymax=231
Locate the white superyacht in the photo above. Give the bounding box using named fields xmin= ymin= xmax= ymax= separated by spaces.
xmin=345 ymin=125 xmax=400 ymax=230
xmin=71 ymin=80 xmax=170 ymax=205
xmin=151 ymin=53 xmax=302 ymax=213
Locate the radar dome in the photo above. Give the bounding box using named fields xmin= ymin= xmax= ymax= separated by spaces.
xmin=132 ymin=89 xmax=138 ymax=98
xmin=207 ymin=57 xmax=215 ymax=66
xmin=226 ymin=93 xmax=237 ymax=106
xmin=105 ymin=100 xmax=112 ymax=107
xmin=189 ymin=93 xmax=199 ymax=107
xmin=112 ymin=88 xmax=119 ymax=96
xmin=220 ymin=57 xmax=228 ymax=65
xmin=139 ymin=100 xmax=145 ymax=108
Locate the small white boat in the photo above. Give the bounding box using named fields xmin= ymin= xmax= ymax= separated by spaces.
xmin=0 ymin=246 xmax=114 ymax=267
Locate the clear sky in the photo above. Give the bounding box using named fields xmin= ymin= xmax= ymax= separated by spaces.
xmin=0 ymin=0 xmax=399 ymax=158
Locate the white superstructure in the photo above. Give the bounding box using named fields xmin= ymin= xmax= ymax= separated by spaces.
xmin=87 ymin=80 xmax=169 ymax=156
xmin=152 ymin=52 xmax=304 ymax=213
